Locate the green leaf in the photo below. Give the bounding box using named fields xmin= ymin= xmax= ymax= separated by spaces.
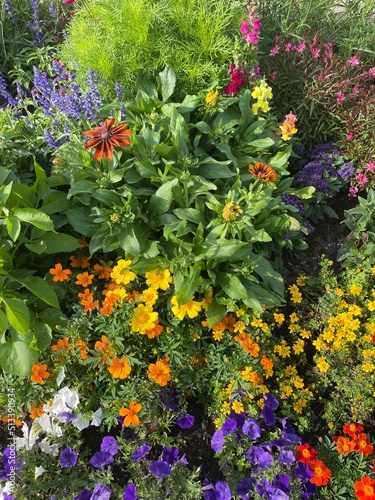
xmin=66 ymin=207 xmax=98 ymax=235
xmin=178 ymin=94 xmax=201 ymax=113
xmin=216 ymin=272 xmax=249 ymax=301
xmin=67 ymin=180 xmax=96 ymax=198
xmin=3 ymin=298 xmax=30 ymax=334
xmin=268 ymin=147 xmax=291 ymax=170
xmin=159 ymin=65 xmax=176 ymax=101
xmin=0 ymin=166 xmax=10 ymax=185
xmin=207 ymin=299 xmax=227 ymax=328
xmin=34 ymin=160 xmax=49 ymax=200
xmin=34 ymin=320 xmax=52 ymax=350
xmin=0 ymin=336 xmax=38 ymax=376
xmin=248 ymin=137 xmax=275 ymax=149
xmin=173 ymin=208 xmax=203 ymax=223
xmin=13 ymin=208 xmax=54 ymax=231
xmin=149 ymin=179 xmax=179 ymax=216
xmin=41 ymin=191 xmax=70 ymax=214
xmin=0 ymin=309 xmax=8 ymax=334
xmin=6 ymin=216 xmax=21 ymax=241
xmin=15 ymin=276 xmax=60 ymax=308
xmin=174 ymin=269 xmax=199 ymax=305
xmin=25 ymin=232 xmax=81 ymax=255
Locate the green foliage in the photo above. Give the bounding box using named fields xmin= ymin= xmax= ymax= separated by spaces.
xmin=56 ymin=66 xmax=314 ymax=317
xmin=59 ymin=0 xmax=244 ymax=98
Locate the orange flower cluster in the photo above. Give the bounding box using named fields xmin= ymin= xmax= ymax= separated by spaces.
xmin=235 ymin=332 xmax=260 ymax=358
xmin=30 ymin=363 xmax=52 ymax=384
xmin=334 ymin=423 xmax=374 ymax=458
xmin=296 ymin=443 xmax=332 ymax=487
xmin=355 ymin=476 xmax=375 ymax=500
xmin=119 ymin=401 xmax=142 ymax=427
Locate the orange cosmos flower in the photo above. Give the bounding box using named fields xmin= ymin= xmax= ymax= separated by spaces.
xmin=335 ymin=436 xmax=357 ymax=455
xmin=75 ymin=272 xmax=94 ymax=287
xmin=83 ymin=118 xmax=132 ymax=161
xmin=108 ymin=356 xmax=131 ymax=379
xmin=249 ymin=162 xmax=277 ymax=182
xmin=309 ymin=459 xmax=332 ymax=486
xmin=296 ymin=443 xmax=318 ymax=464
xmin=119 ymin=401 xmax=143 ymax=427
xmin=145 ymin=323 xmax=164 ymax=339
xmin=355 ymin=476 xmax=375 ymax=500
xmin=30 ymin=363 xmax=51 ymax=384
xmin=1 ymin=416 xmax=23 ymax=426
xmin=75 ymin=340 xmax=88 ymax=360
xmin=30 ymin=403 xmax=44 ymax=419
xmin=93 ymin=263 xmax=113 ymax=279
xmin=70 ymin=255 xmax=90 ymax=268
xmin=51 ymin=337 xmax=72 ymax=352
xmin=353 ymin=433 xmax=374 ymax=458
xmin=148 ymin=358 xmax=171 ymax=387
xmin=49 ymin=263 xmax=71 ymax=282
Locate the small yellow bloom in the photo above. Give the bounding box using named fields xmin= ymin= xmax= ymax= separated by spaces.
xmin=349 ymin=284 xmax=362 ymax=295
xmin=222 ymin=201 xmax=243 ymax=221
xmin=367 ymin=300 xmax=375 ymax=312
xmin=296 ymin=275 xmax=307 ymax=287
xmin=300 ymin=329 xmax=311 ymax=339
xmin=212 ymin=329 xmax=224 ymax=341
xmin=289 ymin=312 xmax=299 ymax=323
xmin=171 ymin=295 xmax=202 ymax=320
xmin=316 ymin=356 xmax=330 ymax=373
xmin=273 ymin=313 xmax=285 ymax=325
xmin=293 ymin=339 xmax=305 ymax=355
xmin=206 ymin=89 xmax=219 ymax=106
xmin=111 ymin=259 xmax=136 ymax=286
xmin=335 ymin=288 xmax=344 ymax=297
xmin=288 ymin=284 xmax=302 ymax=303
xmin=232 ymin=401 xmax=244 ymax=414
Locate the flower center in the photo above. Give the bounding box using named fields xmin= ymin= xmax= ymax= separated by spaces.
xmin=101 ymin=131 xmax=111 ymax=141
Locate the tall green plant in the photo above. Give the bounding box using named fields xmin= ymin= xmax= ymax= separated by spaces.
xmin=59 ymin=0 xmax=244 ymax=98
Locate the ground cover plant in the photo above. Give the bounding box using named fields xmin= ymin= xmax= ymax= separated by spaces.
xmin=1 ymin=0 xmax=375 ymax=499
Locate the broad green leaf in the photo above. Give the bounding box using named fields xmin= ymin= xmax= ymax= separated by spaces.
xmin=268 ymin=148 xmax=291 ymax=170
xmin=198 ymin=163 xmax=234 ymax=179
xmin=8 ymin=183 xmax=36 ymax=208
xmin=174 ymin=269 xmax=199 ymax=305
xmin=93 ymin=189 xmax=122 ymax=206
xmin=34 ymin=320 xmax=52 ymax=350
xmin=216 ymin=272 xmax=249 ymax=301
xmin=248 ymin=137 xmax=275 ymax=149
xmin=66 ymin=208 xmax=97 ymax=235
xmin=159 ymin=65 xmax=176 ymax=101
xmin=0 ymin=249 xmax=12 ymax=275
xmin=254 ymin=256 xmax=284 ymax=297
xmin=25 ymin=232 xmax=81 ymax=255
xmin=119 ymin=225 xmax=141 ymax=256
xmin=0 ymin=181 xmax=13 ymax=207
xmin=34 ymin=160 xmax=49 ymax=200
xmin=207 ymin=299 xmax=227 ymax=328
xmin=39 ymin=308 xmax=69 ymax=330
xmin=14 ymin=208 xmax=54 ymax=231
xmin=41 ymin=191 xmax=70 ymax=214
xmin=0 ymin=336 xmax=38 ymax=376
xmin=6 ymin=216 xmax=21 ymax=242
xmin=178 ymin=94 xmax=201 ymax=113
xmin=3 ymin=298 xmax=30 ymax=334
xmin=149 ymin=179 xmax=179 ymax=216
xmin=196 ymin=240 xmax=248 ymax=261
xmin=0 ymin=309 xmax=8 ymax=334
xmin=16 ymin=276 xmax=60 ymax=308
xmin=195 ymin=121 xmax=212 ymax=134
xmin=67 ymin=180 xmax=96 ymax=198
xmin=173 ymin=208 xmax=202 ymax=223
xmin=0 ymin=166 xmax=10 ymax=185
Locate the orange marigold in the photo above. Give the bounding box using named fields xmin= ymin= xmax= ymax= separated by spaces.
xmin=119 ymin=401 xmax=142 ymax=427
xmin=75 ymin=272 xmax=94 ymax=287
xmin=296 ymin=443 xmax=318 ymax=464
xmin=108 ymin=356 xmax=131 ymax=379
xmin=353 ymin=433 xmax=373 ymax=458
xmin=148 ymin=358 xmax=171 ymax=387
xmin=70 ymin=255 xmax=90 ymax=268
xmin=335 ymin=436 xmax=357 ymax=455
xmin=49 ymin=263 xmax=71 ymax=282
xmin=309 ymin=459 xmax=332 ymax=486
xmin=30 ymin=363 xmax=51 ymax=384
xmin=51 ymin=337 xmax=72 ymax=352
xmin=30 ymin=404 xmax=44 ymax=419
xmin=343 ymin=422 xmax=364 ymax=438
xmin=354 ymin=476 xmax=375 ymax=500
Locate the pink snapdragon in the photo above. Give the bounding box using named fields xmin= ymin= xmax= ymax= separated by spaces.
xmin=348 ymin=186 xmax=359 ymax=197
xmin=240 ymin=5 xmax=262 ymax=45
xmin=223 ymin=64 xmax=245 ymax=95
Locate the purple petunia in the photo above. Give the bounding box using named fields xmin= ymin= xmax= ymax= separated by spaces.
xmin=123 ymin=483 xmax=137 ymax=500
xmin=101 ymin=436 xmax=118 ymax=456
xmin=149 ymin=460 xmax=172 ymax=478
xmin=91 ymin=483 xmax=111 ymax=500
xmin=162 ymin=447 xmax=179 ymax=465
xmin=272 ymin=473 xmax=291 ymax=493
xmin=256 ymin=478 xmax=274 ymax=498
xmin=59 ymin=447 xmax=77 ymax=468
xmin=221 ymin=418 xmax=237 ymax=436
xmin=89 ymin=451 xmax=114 ymax=469
xmin=176 ymin=413 xmax=194 ymax=429
xmin=243 ymin=418 xmax=262 ymax=440
xmin=211 ymin=429 xmax=225 ymax=453
xmin=246 ymin=446 xmax=273 ymax=469
xmin=214 ymin=481 xmax=231 ymax=500
xmin=73 ymin=489 xmax=91 ymax=500
xmin=278 ymin=449 xmax=296 ymax=465
xmin=237 ymin=477 xmax=255 ymax=499
xmin=132 ymin=444 xmax=151 ymax=463
xmin=294 ymin=461 xmax=313 ymax=481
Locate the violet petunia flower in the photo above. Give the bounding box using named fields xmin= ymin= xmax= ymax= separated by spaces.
xmin=132 ymin=444 xmax=151 ymax=463
xmin=101 ymin=436 xmax=118 ymax=456
xmin=278 ymin=449 xmax=296 ymax=465
xmin=73 ymin=489 xmax=91 ymax=500
xmin=59 ymin=447 xmax=77 ymax=468
xmin=246 ymin=446 xmax=273 ymax=469
xmin=294 ymin=461 xmax=313 ymax=481
xmin=214 ymin=481 xmax=231 ymax=500
xmin=176 ymin=413 xmax=194 ymax=429
xmin=123 ymin=483 xmax=137 ymax=500
xmin=211 ymin=429 xmax=225 ymax=453
xmin=89 ymin=451 xmax=114 ymax=469
xmin=91 ymin=483 xmax=111 ymax=500
xmin=149 ymin=460 xmax=172 ymax=478
xmin=243 ymin=418 xmax=262 ymax=440
xmin=162 ymin=447 xmax=179 ymax=465
xmin=237 ymin=477 xmax=255 ymax=499
xmin=221 ymin=418 xmax=237 ymax=436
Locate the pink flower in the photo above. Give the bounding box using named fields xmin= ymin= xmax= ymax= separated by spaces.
xmin=346 ymin=132 xmax=354 ymax=141
xmin=64 ymin=0 xmax=75 ymax=3
xmin=269 ymin=71 xmax=278 ymax=80
xmin=366 ymin=161 xmax=375 ymax=172
xmin=323 ymin=43 xmax=333 ymax=62
xmin=240 ymin=20 xmax=250 ymax=34
xmin=348 ymin=186 xmax=359 ymax=197
xmin=348 ymin=56 xmax=360 ymax=67
xmin=352 ymin=86 xmax=359 ymax=94
xmin=295 ymin=41 xmax=306 ymax=53
xmin=269 ymin=45 xmax=280 ymax=56
xmin=368 ymin=67 xmax=375 ymax=78
xmin=336 ymin=91 xmax=345 ymax=105
xmin=356 ymin=172 xmax=368 ymax=186
xmin=310 ymin=48 xmax=321 ymax=59
xmin=284 ymin=42 xmax=293 ymax=52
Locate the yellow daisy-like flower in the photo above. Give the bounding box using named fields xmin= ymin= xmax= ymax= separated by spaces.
xmin=111 ymin=259 xmax=136 ymax=286
xmin=145 ymin=269 xmax=172 ymax=291
xmin=293 ymin=339 xmax=305 ymax=355
xmin=367 ymin=300 xmax=375 ymax=312
xmin=171 ymin=295 xmax=202 ymax=320
xmin=316 ymin=356 xmax=330 ymax=373
xmin=273 ymin=313 xmax=285 ymax=325
xmin=232 ymin=401 xmax=244 ymax=414
xmin=335 ymin=288 xmax=344 ymax=297
xmin=130 ymin=304 xmax=159 ymax=334
xmin=140 ymin=287 xmax=159 ymax=306
xmin=288 ymin=284 xmax=302 ymax=303
xmin=212 ymin=329 xmax=224 ymax=341
xmin=361 ymin=362 xmax=375 ymax=373
xmin=349 ymin=284 xmax=362 ymax=295
xmin=289 ymin=312 xmax=299 ymax=323
xmin=222 ymin=201 xmax=243 ymax=221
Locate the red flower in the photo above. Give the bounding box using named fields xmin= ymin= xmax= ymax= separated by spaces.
xmin=309 ymin=459 xmax=332 ymax=486
xmin=83 ymin=118 xmax=132 ymax=161
xmin=296 ymin=443 xmax=318 ymax=464
xmin=353 ymin=433 xmax=373 ymax=458
xmin=354 ymin=476 xmax=375 ymax=500
xmin=343 ymin=422 xmax=364 ymax=438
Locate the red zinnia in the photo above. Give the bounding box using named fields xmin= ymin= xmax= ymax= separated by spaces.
xmin=354 ymin=476 xmax=375 ymax=500
xmin=83 ymin=118 xmax=132 ymax=161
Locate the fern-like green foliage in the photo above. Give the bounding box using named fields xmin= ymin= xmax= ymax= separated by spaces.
xmin=59 ymin=0 xmax=245 ymax=97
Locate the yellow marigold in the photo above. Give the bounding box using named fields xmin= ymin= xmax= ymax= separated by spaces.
xmin=288 ymin=284 xmax=302 ymax=303
xmin=289 ymin=312 xmax=299 ymax=323
xmin=296 ymin=275 xmax=307 ymax=287
xmin=284 ymin=365 xmax=298 ymax=377
xmin=316 ymin=356 xmax=330 ymax=373
xmin=335 ymin=288 xmax=344 ymax=297
xmin=362 ymin=362 xmax=375 ymax=373
xmin=348 ymin=304 xmax=362 ymax=316
xmin=145 ymin=269 xmax=172 ymax=291
xmin=293 ymin=376 xmax=304 ymax=389
xmin=293 ymin=339 xmax=305 ymax=355
xmin=280 ymin=383 xmax=293 ymax=398
xmin=274 ymin=340 xmax=291 ymax=358
xmin=367 ymin=300 xmax=375 ymax=312
xmin=130 ymin=304 xmax=159 ymax=334
xmin=312 ymin=337 xmax=327 ymax=351
xmin=294 ymin=398 xmax=307 ymax=414
xmin=366 ymin=323 xmax=375 ymax=334
xmin=322 ymin=326 xmax=335 ymax=343
xmin=221 ymin=401 xmax=231 ymax=416
xmin=171 ymin=295 xmax=202 ymax=320
xmin=273 ymin=313 xmax=285 ymax=325
xmin=222 ymin=201 xmax=243 ymax=221
xmin=349 ymin=284 xmax=362 ymax=295
xmin=140 ymin=287 xmax=159 ymax=306
xmin=233 ymin=320 xmax=246 ymax=334
xmin=232 ymin=401 xmax=244 ymax=414
xmin=288 ymin=323 xmax=300 ymax=333
xmin=111 ymin=259 xmax=136 ymax=286
xmin=242 ymin=366 xmax=254 ymax=382
xmin=212 ymin=329 xmax=224 ymax=341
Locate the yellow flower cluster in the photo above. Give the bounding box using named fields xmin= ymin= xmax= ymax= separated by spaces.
xmin=251 ymin=80 xmax=273 ymax=115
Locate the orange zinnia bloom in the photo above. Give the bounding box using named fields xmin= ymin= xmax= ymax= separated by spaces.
xmin=108 ymin=356 xmax=131 ymax=379
xmin=49 ymin=263 xmax=71 ymax=282
xmin=75 ymin=272 xmax=94 ymax=287
xmin=70 ymin=255 xmax=90 ymax=268
xmin=30 ymin=363 xmax=51 ymax=384
xmin=249 ymin=162 xmax=277 ymax=182
xmin=354 ymin=476 xmax=375 ymax=500
xmin=145 ymin=323 xmax=164 ymax=339
xmin=148 ymin=358 xmax=171 ymax=387
xmin=83 ymin=118 xmax=132 ymax=161
xmin=353 ymin=433 xmax=374 ymax=458
xmin=335 ymin=436 xmax=356 ymax=455
xmin=309 ymin=459 xmax=332 ymax=486
xmin=51 ymin=337 xmax=72 ymax=352
xmin=93 ymin=263 xmax=113 ymax=279
xmin=119 ymin=401 xmax=142 ymax=427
